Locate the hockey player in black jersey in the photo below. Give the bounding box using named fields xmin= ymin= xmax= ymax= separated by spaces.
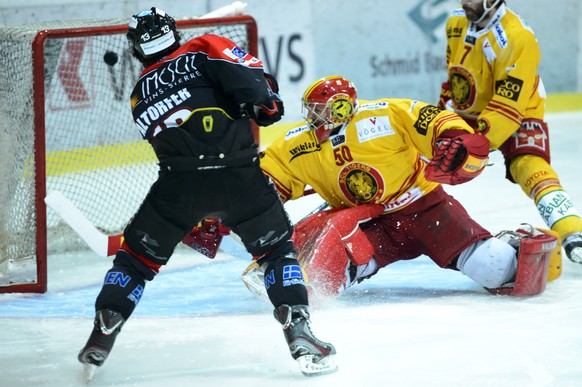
xmin=77 ymin=7 xmax=336 ymax=379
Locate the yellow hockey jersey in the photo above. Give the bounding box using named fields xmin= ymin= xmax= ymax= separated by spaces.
xmin=260 ymin=98 xmax=474 ymax=212
xmin=443 ymin=4 xmax=546 ymax=149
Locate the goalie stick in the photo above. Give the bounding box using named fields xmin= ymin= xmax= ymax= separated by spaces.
xmin=45 ymin=190 xmax=329 ymax=258
xmin=45 ymin=191 xmax=123 ymax=257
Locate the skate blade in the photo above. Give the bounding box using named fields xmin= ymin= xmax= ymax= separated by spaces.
xmin=82 ymin=363 xmax=99 ymax=383
xmin=297 ymin=354 xmax=338 ymax=377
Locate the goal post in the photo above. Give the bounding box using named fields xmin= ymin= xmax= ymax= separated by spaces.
xmin=0 ymin=14 xmax=258 ymax=293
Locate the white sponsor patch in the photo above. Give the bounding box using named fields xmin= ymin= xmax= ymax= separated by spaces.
xmin=221 ymin=47 xmax=260 ymax=66
xmin=482 ymin=38 xmax=496 ymax=64
xmin=140 ymin=33 xmax=176 ymax=56
xmin=382 ymin=186 xmax=423 ymax=213
xmin=355 ymin=115 xmax=394 ymax=143
xmin=359 ymin=101 xmax=388 ymax=111
xmin=537 ymin=190 xmax=581 ymax=228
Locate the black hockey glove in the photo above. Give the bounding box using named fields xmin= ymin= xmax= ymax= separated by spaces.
xmin=253 ymin=96 xmax=284 ymax=127
xmin=248 ymin=73 xmax=284 ymax=127
xmin=264 ymin=72 xmax=280 ymax=93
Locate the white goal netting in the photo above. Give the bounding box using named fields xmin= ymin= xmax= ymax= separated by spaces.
xmin=0 ymin=14 xmax=256 ymax=292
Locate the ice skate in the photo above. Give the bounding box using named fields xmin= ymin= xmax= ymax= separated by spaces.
xmin=78 ymin=309 xmax=125 ymax=381
xmin=274 ymin=304 xmax=337 ymax=377
xmin=563 ymin=232 xmax=582 ymax=263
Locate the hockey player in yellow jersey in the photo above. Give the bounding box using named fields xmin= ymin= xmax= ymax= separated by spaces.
xmin=248 ymin=75 xmax=559 ymax=301
xmin=438 ymin=0 xmax=582 ymax=263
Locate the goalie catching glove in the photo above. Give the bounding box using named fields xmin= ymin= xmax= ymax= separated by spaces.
xmin=181 ymin=218 xmax=230 ymax=258
xmin=424 ymin=130 xmax=490 ymax=185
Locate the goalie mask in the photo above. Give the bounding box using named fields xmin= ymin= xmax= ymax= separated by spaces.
xmin=302 ymin=75 xmax=358 ymax=143
xmin=127 ymin=7 xmax=181 ymax=64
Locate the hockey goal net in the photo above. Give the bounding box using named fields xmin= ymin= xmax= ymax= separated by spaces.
xmin=0 ymin=14 xmax=258 ymax=293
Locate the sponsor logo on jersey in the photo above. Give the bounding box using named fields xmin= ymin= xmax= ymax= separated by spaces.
xmin=284 ymin=124 xmax=310 ymax=140
xmin=482 ymin=38 xmax=497 ymax=64
xmin=447 ymin=26 xmax=464 ymax=39
xmin=338 ymin=162 xmax=384 ymax=205
xmin=355 ymin=115 xmax=394 ymax=143
xmin=289 ymin=140 xmax=320 ymax=161
xmin=222 ymin=46 xmax=261 ymax=66
xmin=493 ymin=22 xmax=508 ymax=49
xmin=331 ymin=134 xmax=346 ymax=147
xmin=358 ymin=102 xmax=388 ymax=112
xmin=382 ymin=186 xmax=423 ymax=213
xmin=359 ymin=101 xmax=388 ymax=111
xmin=495 ymin=75 xmax=523 ymax=102
xmin=139 ymin=53 xmax=202 ymax=96
xmin=230 ymin=46 xmax=247 ymax=58
xmin=414 ymin=105 xmax=440 ymax=135
xmin=464 ymin=35 xmax=476 ymax=45
xmin=449 ymin=66 xmax=476 ymax=111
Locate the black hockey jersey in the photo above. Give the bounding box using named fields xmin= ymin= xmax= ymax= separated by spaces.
xmin=129 ymin=34 xmax=271 ymax=161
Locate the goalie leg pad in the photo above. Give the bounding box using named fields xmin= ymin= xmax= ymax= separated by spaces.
xmin=456 ymin=238 xmax=517 ymax=289
xmin=293 ymin=204 xmax=384 ymax=298
xmin=488 ymin=227 xmax=558 ymax=296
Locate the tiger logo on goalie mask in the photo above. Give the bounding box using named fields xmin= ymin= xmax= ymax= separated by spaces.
xmin=329 ymin=95 xmax=355 ymax=123
xmin=302 ymin=75 xmax=358 ymax=143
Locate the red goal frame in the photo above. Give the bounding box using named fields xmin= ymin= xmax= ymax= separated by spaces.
xmin=1 ymin=15 xmax=258 ymax=293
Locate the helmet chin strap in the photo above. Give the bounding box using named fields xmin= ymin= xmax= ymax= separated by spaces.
xmin=474 ymin=0 xmax=502 ymax=24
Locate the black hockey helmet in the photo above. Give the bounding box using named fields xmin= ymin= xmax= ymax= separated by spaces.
xmin=127 ymin=7 xmax=182 ymax=64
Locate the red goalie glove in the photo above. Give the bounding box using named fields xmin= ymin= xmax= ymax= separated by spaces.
xmin=181 ymin=218 xmax=231 ymax=258
xmin=424 ymin=132 xmax=490 ymax=185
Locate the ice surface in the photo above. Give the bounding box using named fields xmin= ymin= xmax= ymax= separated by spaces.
xmin=1 ymin=112 xmax=581 ymax=386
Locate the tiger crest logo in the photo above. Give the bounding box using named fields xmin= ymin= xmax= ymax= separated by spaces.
xmin=329 ymin=94 xmax=354 ymax=123
xmin=449 ymin=66 xmax=476 ymax=111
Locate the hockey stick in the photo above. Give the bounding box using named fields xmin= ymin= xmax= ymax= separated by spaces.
xmin=45 ymin=190 xmax=329 ymax=257
xmin=45 ymin=191 xmax=122 ymax=257
xmin=198 ymin=1 xmax=247 ymax=19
